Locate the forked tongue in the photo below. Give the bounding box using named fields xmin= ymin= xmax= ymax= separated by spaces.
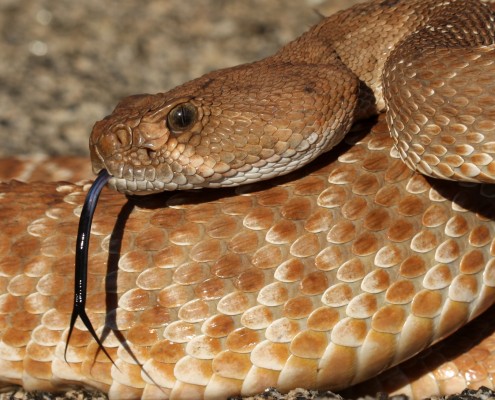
xmin=64 ymin=169 xmax=115 ymax=364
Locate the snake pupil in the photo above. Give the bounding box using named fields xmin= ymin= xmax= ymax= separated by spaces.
xmin=167 ymin=102 xmax=197 ymax=133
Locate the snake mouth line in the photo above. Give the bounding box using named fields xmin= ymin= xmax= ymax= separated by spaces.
xmin=91 ymin=151 xmax=185 ymax=193
xmin=104 ymin=152 xmax=320 ymax=194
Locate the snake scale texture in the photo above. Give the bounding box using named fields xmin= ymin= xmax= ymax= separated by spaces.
xmin=3 ymin=0 xmax=495 ymax=398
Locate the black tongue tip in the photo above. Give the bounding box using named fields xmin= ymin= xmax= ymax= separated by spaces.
xmin=65 ymin=169 xmax=115 ymax=365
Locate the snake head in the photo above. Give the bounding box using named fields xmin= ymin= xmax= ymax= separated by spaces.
xmin=90 ymin=60 xmax=358 ymax=194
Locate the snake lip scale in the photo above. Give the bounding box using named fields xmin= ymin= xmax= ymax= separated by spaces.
xmin=4 ymin=0 xmax=495 ymax=399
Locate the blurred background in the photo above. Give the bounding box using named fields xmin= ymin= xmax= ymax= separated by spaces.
xmin=0 ymin=0 xmax=362 ymax=158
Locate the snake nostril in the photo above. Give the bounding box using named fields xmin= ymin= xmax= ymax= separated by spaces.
xmin=114 ymin=127 xmax=132 ymax=149
xmin=96 ymin=126 xmax=132 ymax=158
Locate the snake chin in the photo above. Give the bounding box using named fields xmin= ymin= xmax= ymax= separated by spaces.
xmin=108 ymin=176 xmax=170 ymax=194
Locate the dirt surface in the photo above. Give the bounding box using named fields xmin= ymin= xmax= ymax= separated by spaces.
xmin=0 ymin=0 xmax=362 ymax=158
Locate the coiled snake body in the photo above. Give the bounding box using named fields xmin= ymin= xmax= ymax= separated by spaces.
xmin=3 ymin=0 xmax=495 ymax=398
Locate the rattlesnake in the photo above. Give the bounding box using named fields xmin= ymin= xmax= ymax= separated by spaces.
xmin=2 ymin=0 xmax=495 ymax=399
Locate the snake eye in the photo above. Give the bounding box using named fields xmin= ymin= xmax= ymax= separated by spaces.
xmin=167 ymin=102 xmax=197 ymax=134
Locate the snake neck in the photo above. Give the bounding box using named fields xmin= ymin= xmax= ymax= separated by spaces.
xmin=275 ymin=0 xmax=495 ymax=115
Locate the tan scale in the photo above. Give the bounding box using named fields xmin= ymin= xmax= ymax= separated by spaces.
xmin=3 ymin=0 xmax=495 ymax=399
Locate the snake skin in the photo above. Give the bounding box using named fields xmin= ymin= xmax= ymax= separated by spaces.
xmin=3 ymin=0 xmax=495 ymax=399
xmin=2 ymin=116 xmax=495 ymax=399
